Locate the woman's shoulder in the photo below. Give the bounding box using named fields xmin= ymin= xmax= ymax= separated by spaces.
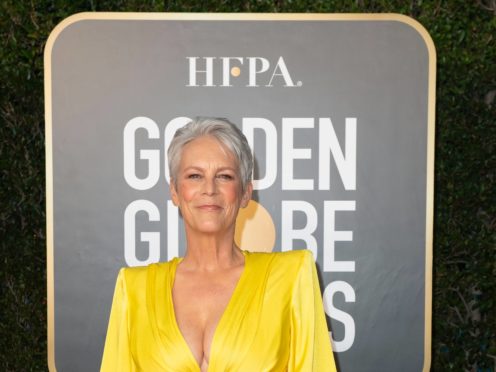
xmin=246 ymin=248 xmax=312 ymax=260
xmin=245 ymin=249 xmax=313 ymax=271
xmin=117 ymin=258 xmax=178 ymax=282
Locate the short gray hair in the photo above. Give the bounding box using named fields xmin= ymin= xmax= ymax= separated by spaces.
xmin=167 ymin=117 xmax=253 ymax=190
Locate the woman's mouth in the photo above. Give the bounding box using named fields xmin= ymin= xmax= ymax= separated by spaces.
xmin=197 ymin=204 xmax=222 ymax=211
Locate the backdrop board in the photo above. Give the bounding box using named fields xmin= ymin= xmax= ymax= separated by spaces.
xmin=45 ymin=13 xmax=435 ymax=372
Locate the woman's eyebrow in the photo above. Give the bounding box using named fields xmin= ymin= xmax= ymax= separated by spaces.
xmin=183 ymin=166 xmax=204 ymax=171
xmin=183 ymin=166 xmax=237 ymax=172
xmin=216 ymin=167 xmax=237 ymax=172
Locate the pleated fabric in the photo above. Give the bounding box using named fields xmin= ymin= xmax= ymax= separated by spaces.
xmin=100 ymin=249 xmax=337 ymax=372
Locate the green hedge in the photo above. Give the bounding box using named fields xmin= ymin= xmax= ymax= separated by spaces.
xmin=1 ymin=1 xmax=494 ymax=370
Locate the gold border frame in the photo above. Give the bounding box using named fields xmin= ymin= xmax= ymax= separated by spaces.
xmin=45 ymin=12 xmax=435 ymax=372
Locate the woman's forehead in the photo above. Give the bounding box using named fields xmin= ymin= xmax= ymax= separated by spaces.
xmin=180 ymin=136 xmax=238 ymax=167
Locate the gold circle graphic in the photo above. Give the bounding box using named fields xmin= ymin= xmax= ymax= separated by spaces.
xmin=230 ymin=67 xmax=241 ymax=77
xmin=235 ymin=200 xmax=275 ymax=253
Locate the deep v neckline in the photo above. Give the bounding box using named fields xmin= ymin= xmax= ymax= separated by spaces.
xmin=168 ymin=251 xmax=249 ymax=372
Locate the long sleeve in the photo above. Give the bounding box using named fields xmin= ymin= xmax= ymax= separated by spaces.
xmin=100 ymin=268 xmax=137 ymax=372
xmin=288 ymin=250 xmax=338 ymax=372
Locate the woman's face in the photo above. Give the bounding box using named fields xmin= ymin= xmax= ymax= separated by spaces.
xmin=170 ymin=135 xmax=252 ymax=235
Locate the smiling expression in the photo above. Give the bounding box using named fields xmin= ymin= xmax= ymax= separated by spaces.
xmin=170 ymin=135 xmax=252 ymax=235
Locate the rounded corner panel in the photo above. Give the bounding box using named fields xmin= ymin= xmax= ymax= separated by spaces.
xmin=44 ymin=12 xmax=97 ymax=64
xmin=45 ymin=14 xmax=436 ymax=370
xmin=386 ymin=13 xmax=437 ymax=64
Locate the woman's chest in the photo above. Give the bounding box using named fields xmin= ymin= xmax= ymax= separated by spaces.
xmin=130 ymin=296 xmax=292 ymax=371
xmin=128 ymin=265 xmax=295 ymax=371
xmin=171 ymin=271 xmax=243 ymax=366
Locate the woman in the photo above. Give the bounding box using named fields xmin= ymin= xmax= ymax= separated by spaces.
xmin=101 ymin=117 xmax=337 ymax=371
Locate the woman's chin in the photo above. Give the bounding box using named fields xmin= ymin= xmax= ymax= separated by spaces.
xmin=190 ymin=221 xmax=230 ymax=235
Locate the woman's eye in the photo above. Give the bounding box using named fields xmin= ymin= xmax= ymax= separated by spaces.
xmin=187 ymin=174 xmax=201 ymax=179
xmin=217 ymin=174 xmax=234 ymax=180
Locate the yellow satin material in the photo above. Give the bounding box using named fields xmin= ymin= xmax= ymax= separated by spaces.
xmin=101 ymin=249 xmax=337 ymax=371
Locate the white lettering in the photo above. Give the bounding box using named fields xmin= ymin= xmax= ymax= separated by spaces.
xmin=187 ymin=57 xmax=215 ymax=87
xmin=125 ymin=116 xmax=357 ymax=191
xmin=319 ymin=118 xmax=357 ymax=190
xmin=164 ymin=117 xmax=192 ymax=184
xmin=124 ymin=200 xmax=160 ymax=266
xmin=281 ymin=200 xmax=318 ymax=258
xmin=323 ymin=200 xmax=356 ymax=272
xmin=282 ymin=118 xmax=314 ymax=190
xmin=123 ymin=117 xmax=160 ymax=191
xmin=323 ymin=281 xmax=356 ymax=352
xmin=248 ymin=57 xmax=270 ymax=87
xmin=242 ymin=118 xmax=277 ymax=190
xmin=167 ymin=200 xmax=179 ymax=260
xmin=267 ymin=56 xmax=295 ymax=87
xmin=221 ymin=57 xmax=243 ymax=87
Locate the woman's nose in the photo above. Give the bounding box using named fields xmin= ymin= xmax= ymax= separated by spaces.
xmin=202 ymin=176 xmax=217 ymax=195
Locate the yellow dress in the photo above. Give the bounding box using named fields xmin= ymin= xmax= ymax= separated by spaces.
xmin=101 ymin=249 xmax=337 ymax=371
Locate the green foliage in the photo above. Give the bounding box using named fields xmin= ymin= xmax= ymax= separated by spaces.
xmin=429 ymin=2 xmax=496 ymax=371
xmin=0 ymin=0 xmax=494 ymax=370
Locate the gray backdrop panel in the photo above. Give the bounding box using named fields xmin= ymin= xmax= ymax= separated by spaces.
xmin=48 ymin=16 xmax=431 ymax=371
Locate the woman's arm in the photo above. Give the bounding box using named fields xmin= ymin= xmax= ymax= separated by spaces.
xmin=100 ymin=268 xmax=137 ymax=372
xmin=288 ymin=250 xmax=338 ymax=372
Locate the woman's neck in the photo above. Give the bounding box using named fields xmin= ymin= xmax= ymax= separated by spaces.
xmin=181 ymin=228 xmax=244 ymax=271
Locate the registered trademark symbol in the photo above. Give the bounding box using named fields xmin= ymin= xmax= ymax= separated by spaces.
xmin=297 ymin=81 xmax=302 ymax=87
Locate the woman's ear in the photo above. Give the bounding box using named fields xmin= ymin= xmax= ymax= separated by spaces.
xmin=240 ymin=182 xmax=253 ymax=208
xmin=170 ymin=179 xmax=179 ymax=206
